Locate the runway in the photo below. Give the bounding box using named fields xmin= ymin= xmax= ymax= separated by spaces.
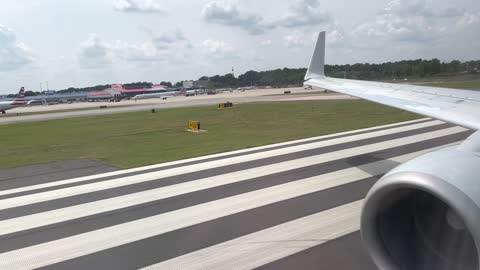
xmin=0 ymin=118 xmax=472 ymax=270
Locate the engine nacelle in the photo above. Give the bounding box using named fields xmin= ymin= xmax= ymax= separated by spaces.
xmin=361 ymin=144 xmax=480 ymax=270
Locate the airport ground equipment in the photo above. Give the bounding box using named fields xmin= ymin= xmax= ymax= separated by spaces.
xmin=218 ymin=102 xmax=233 ymax=109
xmin=186 ymin=120 xmax=206 ymax=133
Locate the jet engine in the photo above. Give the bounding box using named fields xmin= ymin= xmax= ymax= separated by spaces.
xmin=361 ymin=132 xmax=480 ymax=270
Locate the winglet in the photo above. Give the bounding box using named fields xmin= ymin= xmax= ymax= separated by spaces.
xmin=304 ymin=31 xmax=325 ymax=80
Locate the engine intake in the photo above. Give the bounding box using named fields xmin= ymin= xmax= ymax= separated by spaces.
xmin=361 ymin=146 xmax=480 ymax=270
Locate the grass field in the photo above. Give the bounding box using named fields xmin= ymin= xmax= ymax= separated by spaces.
xmin=0 ymin=101 xmax=420 ymax=169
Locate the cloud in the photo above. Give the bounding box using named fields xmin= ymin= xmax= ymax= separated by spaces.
xmin=201 ymin=0 xmax=333 ymax=35
xmin=112 ymin=40 xmax=165 ymax=63
xmin=151 ymin=29 xmax=191 ymax=50
xmin=77 ymin=29 xmax=194 ymax=67
xmin=114 ymin=0 xmax=164 ymax=13
xmin=351 ymin=0 xmax=466 ymax=43
xmin=457 ymin=12 xmax=480 ymax=26
xmin=277 ymin=0 xmax=332 ymax=28
xmin=260 ymin=40 xmax=272 ymax=46
xmin=202 ymin=1 xmax=272 ymax=35
xmin=202 ymin=39 xmax=235 ymax=54
xmin=326 ymin=27 xmax=346 ymax=45
xmin=0 ymin=25 xmax=32 ymax=72
xmin=77 ymin=34 xmax=112 ymax=68
xmin=284 ymin=32 xmax=305 ymax=48
xmin=329 ymin=0 xmax=480 ymax=64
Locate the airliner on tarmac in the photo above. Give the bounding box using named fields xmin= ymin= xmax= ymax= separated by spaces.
xmin=0 ymin=87 xmax=26 ymax=114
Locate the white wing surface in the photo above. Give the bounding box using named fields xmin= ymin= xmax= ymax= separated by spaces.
xmin=304 ymin=32 xmax=480 ymax=131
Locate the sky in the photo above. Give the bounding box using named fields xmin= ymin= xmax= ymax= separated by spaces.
xmin=0 ymin=0 xmax=479 ymax=94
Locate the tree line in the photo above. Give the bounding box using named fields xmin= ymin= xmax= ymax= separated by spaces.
xmin=10 ymin=58 xmax=479 ymax=97
xmin=193 ymin=59 xmax=479 ymax=89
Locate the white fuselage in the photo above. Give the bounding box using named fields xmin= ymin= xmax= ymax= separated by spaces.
xmin=132 ymin=91 xmax=176 ymax=100
xmin=0 ymin=101 xmax=16 ymax=111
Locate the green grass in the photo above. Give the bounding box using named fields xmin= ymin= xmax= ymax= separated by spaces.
xmin=420 ymin=80 xmax=480 ymax=90
xmin=0 ymin=101 xmax=420 ymax=169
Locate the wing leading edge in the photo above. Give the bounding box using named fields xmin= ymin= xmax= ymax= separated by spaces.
xmin=304 ymin=31 xmax=480 ymax=131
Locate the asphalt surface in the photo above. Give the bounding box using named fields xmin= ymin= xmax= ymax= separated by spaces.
xmin=0 ymin=118 xmax=472 ymax=270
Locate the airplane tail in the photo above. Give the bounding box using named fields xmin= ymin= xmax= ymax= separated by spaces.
xmin=12 ymin=87 xmax=26 ymax=105
xmin=177 ymin=89 xmax=186 ymax=96
xmin=304 ymin=31 xmax=326 ymax=80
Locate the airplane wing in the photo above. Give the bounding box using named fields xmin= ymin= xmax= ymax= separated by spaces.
xmin=304 ymin=32 xmax=480 ymax=131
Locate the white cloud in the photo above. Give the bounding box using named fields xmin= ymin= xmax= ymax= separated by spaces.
xmin=201 ymin=0 xmax=332 ymax=35
xmin=457 ymin=12 xmax=480 ymax=26
xmin=278 ymin=0 xmax=332 ymax=28
xmin=112 ymin=40 xmax=164 ymax=63
xmin=151 ymin=29 xmax=191 ymax=50
xmin=0 ymin=25 xmax=32 ymax=72
xmin=284 ymin=32 xmax=305 ymax=48
xmin=351 ymin=0 xmax=463 ymax=43
xmin=260 ymin=40 xmax=272 ymax=46
xmin=202 ymin=39 xmax=235 ymax=54
xmin=352 ymin=0 xmax=480 ymax=45
xmin=326 ymin=28 xmax=346 ymax=45
xmin=202 ymin=1 xmax=272 ymax=35
xmin=114 ymin=0 xmax=164 ymax=13
xmin=77 ymin=29 xmax=194 ymax=67
xmin=77 ymin=34 xmax=112 ymax=69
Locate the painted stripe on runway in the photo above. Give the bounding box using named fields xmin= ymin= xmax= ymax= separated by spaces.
xmin=0 ymin=173 xmax=372 ymax=270
xmin=0 ymin=129 xmax=462 ymax=223
xmin=0 ymin=137 xmax=463 ymax=254
xmin=0 ymin=134 xmax=463 ymax=269
xmin=143 ymin=200 xmax=363 ymax=270
xmin=0 ymin=144 xmax=400 ymax=235
xmin=255 ymin=232 xmax=376 ymax=270
xmin=36 ymin=141 xmax=466 ymax=270
xmin=138 ymin=143 xmax=460 ymax=270
xmin=0 ymin=130 xmax=461 ymax=237
xmin=0 ymin=125 xmax=461 ymax=216
xmin=0 ymin=118 xmax=435 ymax=197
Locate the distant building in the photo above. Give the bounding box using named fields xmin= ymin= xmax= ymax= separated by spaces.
xmin=183 ymin=80 xmax=209 ymax=89
xmin=193 ymin=80 xmax=209 ymax=88
xmin=182 ymin=81 xmax=194 ymax=88
xmin=88 ymin=84 xmax=168 ymax=99
xmin=43 ymin=90 xmax=57 ymax=95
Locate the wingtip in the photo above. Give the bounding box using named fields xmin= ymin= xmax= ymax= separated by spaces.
xmin=305 ymin=31 xmax=326 ymax=81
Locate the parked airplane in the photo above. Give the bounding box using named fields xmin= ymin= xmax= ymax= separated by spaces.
xmin=132 ymin=90 xmax=179 ymax=101
xmin=305 ymin=32 xmax=480 ymax=270
xmin=0 ymin=87 xmax=26 ymax=114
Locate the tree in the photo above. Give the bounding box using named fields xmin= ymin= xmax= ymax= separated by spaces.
xmin=160 ymin=81 xmax=172 ymax=87
xmin=24 ymin=91 xmax=37 ymax=97
xmin=173 ymin=81 xmax=183 ymax=88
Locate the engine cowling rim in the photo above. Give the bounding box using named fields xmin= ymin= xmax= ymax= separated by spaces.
xmin=361 ymin=171 xmax=480 ymax=270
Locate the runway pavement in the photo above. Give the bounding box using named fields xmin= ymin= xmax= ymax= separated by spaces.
xmin=0 ymin=118 xmax=472 ymax=270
